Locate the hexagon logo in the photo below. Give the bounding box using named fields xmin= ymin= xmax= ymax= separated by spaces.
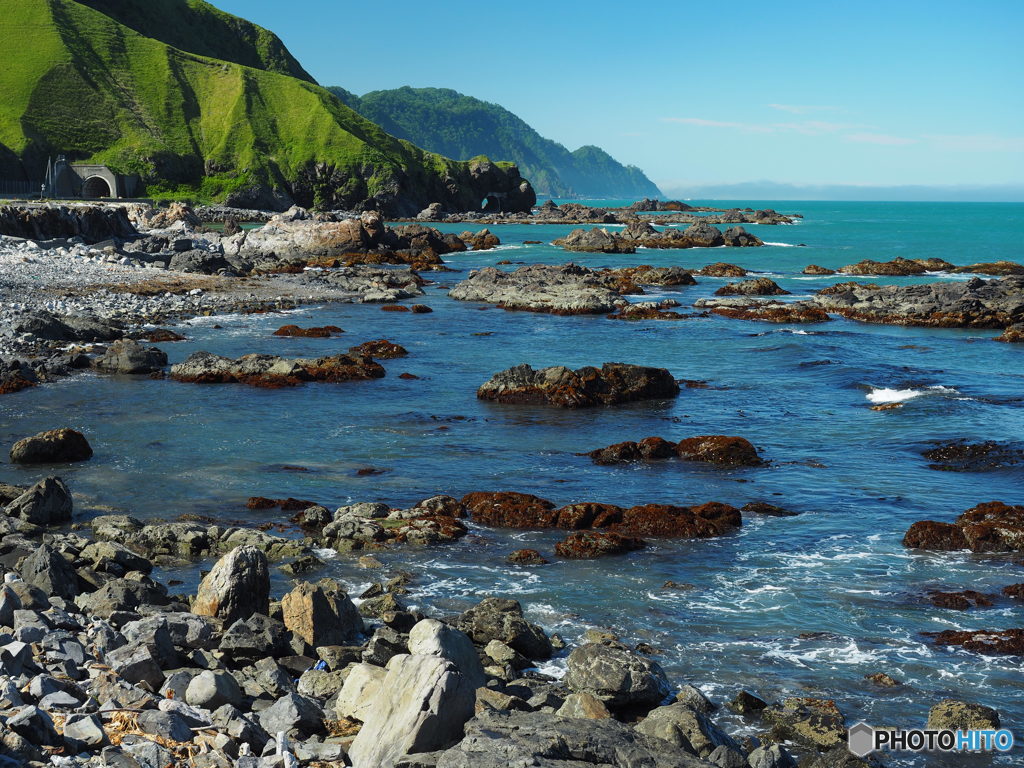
xmin=848 ymin=722 xmax=876 ymax=757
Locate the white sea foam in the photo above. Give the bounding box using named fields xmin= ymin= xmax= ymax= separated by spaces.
xmin=313 ymin=548 xmax=337 ymax=560
xmin=762 ymin=241 xmax=798 ymax=247
xmin=865 ymin=385 xmax=959 ymax=404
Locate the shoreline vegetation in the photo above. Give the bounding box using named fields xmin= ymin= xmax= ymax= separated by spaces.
xmin=0 ymin=196 xmax=1021 ymax=766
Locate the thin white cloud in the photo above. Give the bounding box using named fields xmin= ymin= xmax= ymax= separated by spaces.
xmin=767 ymin=103 xmax=840 ymax=115
xmin=662 ymin=117 xmax=860 ymax=136
xmin=843 ymin=133 xmax=917 ymax=146
xmin=662 ymin=117 xmax=773 ymax=133
xmin=924 ymin=134 xmax=1024 ymax=152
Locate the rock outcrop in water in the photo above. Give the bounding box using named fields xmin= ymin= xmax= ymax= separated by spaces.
xmin=814 ymin=276 xmax=1024 ymax=328
xmin=586 ymin=435 xmax=764 ymax=467
xmin=477 ymin=363 xmax=680 ymax=407
xmin=903 ymin=501 xmax=1024 ymax=552
xmin=713 ymin=278 xmax=790 ymax=297
xmin=170 ymin=350 xmax=386 ymax=388
xmin=9 ymin=428 xmax=93 ymax=464
xmin=462 ymin=491 xmax=742 ymax=543
xmin=450 ymin=264 xmax=628 ymax=314
xmin=922 ymin=441 xmax=1024 ymax=471
xmin=837 ymin=257 xmax=955 ymax=276
xmin=695 ymin=299 xmax=832 ymax=324
xmin=553 ymin=221 xmax=763 ymax=254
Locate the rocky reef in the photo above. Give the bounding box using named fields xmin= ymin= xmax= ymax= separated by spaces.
xmin=553 ymin=222 xmax=763 ymax=254
xmin=903 ymin=501 xmax=1024 ymax=552
xmin=586 ymin=436 xmax=765 ymax=467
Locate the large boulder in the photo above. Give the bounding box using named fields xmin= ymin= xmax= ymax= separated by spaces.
xmin=635 ymin=703 xmax=740 ymax=758
xmin=714 ymin=278 xmax=789 ymax=297
xmin=335 ymin=663 xmax=387 ymax=721
xmin=436 ymin=710 xmax=713 ymax=767
xmin=552 ymin=228 xmax=635 ymax=254
xmin=407 ymin=619 xmax=486 ymax=691
xmin=192 ymin=546 xmax=269 ymax=625
xmin=20 ymin=544 xmax=79 ymax=599
xmin=94 ymin=340 xmax=168 ymax=374
xmin=565 ymin=643 xmax=670 ymax=710
xmin=478 ymin=362 xmax=680 ymax=408
xmin=453 ymin=598 xmax=552 ymax=660
xmin=4 ymin=477 xmax=73 ymax=525
xmin=761 ymin=697 xmax=847 ymax=751
xmin=281 ymin=579 xmax=363 ymax=647
xmin=9 ymin=429 xmax=92 ymax=464
xmin=347 ymin=654 xmax=478 ymax=768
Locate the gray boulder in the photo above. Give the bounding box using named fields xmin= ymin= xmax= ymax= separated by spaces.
xmin=258 ymin=692 xmax=324 ymax=737
xmin=193 ymin=545 xmax=269 ymax=625
xmin=4 ymin=477 xmax=73 ymax=525
xmin=565 ymin=643 xmax=670 ymax=710
xmin=94 ymin=340 xmax=168 ymax=374
xmin=408 ymin=619 xmax=486 ymax=691
xmin=634 ymin=703 xmax=740 ymax=758
xmin=436 ymin=710 xmax=715 ymax=767
xmin=186 ymin=670 xmax=243 ymax=710
xmin=20 ymin=545 xmax=78 ymax=599
xmin=453 ymin=598 xmax=553 ymax=660
xmin=348 ymin=654 xmax=478 ymax=768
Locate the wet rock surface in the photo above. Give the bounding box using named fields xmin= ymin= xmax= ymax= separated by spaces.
xmin=903 ymin=500 xmax=1024 ymax=552
xmin=170 ymin=350 xmax=386 ymax=388
xmin=9 ymin=428 xmax=93 ymax=464
xmin=450 ymin=263 xmax=628 ymax=314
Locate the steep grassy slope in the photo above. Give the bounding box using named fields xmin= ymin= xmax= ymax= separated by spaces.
xmin=0 ymin=0 xmax=533 ymax=213
xmin=334 ymin=86 xmax=661 ymax=199
xmin=74 ymin=0 xmax=315 ymax=81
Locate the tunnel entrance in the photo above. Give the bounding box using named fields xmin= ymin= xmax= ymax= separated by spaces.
xmin=83 ymin=175 xmax=112 ymax=199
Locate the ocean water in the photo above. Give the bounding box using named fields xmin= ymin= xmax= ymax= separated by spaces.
xmin=2 ymin=201 xmax=1023 ymax=765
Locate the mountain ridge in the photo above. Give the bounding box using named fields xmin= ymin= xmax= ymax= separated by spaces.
xmin=333 ymin=86 xmax=661 ymax=199
xmin=0 ymin=0 xmax=534 ymax=214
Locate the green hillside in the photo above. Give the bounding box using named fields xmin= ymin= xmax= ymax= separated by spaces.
xmin=74 ymin=0 xmax=315 ymax=81
xmin=333 ymin=86 xmax=662 ymax=199
xmin=0 ymin=0 xmax=534 ymax=213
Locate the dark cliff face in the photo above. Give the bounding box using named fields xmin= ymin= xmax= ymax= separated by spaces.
xmin=247 ymin=157 xmax=537 ymax=216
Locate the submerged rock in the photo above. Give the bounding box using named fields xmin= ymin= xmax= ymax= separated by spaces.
xmin=927 ymin=628 xmax=1024 ymax=655
xmin=10 ymin=428 xmax=92 ymax=464
xmin=478 ymin=362 xmax=680 ymax=408
xmin=922 ymin=440 xmax=1024 ymax=471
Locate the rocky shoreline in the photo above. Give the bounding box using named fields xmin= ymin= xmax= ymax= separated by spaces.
xmin=0 ymin=421 xmax=1016 ymax=767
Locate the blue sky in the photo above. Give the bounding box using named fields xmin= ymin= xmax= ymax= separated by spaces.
xmin=216 ymin=0 xmax=1024 ymax=198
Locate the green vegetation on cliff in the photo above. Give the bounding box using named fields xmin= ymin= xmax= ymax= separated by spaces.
xmin=0 ymin=0 xmax=534 ymax=213
xmin=332 ymin=86 xmax=661 ymax=199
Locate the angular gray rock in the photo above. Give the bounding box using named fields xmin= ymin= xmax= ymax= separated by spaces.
xmin=453 ymin=598 xmax=552 ymax=659
xmin=436 ymin=710 xmax=716 ymax=767
xmin=193 ymin=545 xmax=269 ymax=625
xmin=94 ymin=339 xmax=169 ymax=375
xmin=20 ymin=545 xmax=78 ymax=599
xmin=348 ymin=654 xmax=478 ymax=768
xmin=258 ymin=692 xmax=324 ymax=737
xmin=565 ymin=643 xmax=671 ymax=709
xmin=4 ymin=477 xmax=73 ymax=525
xmin=335 ymin=662 xmax=387 ymax=721
xmin=635 ymin=703 xmax=741 ymax=758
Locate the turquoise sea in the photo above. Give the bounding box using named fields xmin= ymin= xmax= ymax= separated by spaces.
xmin=2 ymin=200 xmax=1023 ymax=765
